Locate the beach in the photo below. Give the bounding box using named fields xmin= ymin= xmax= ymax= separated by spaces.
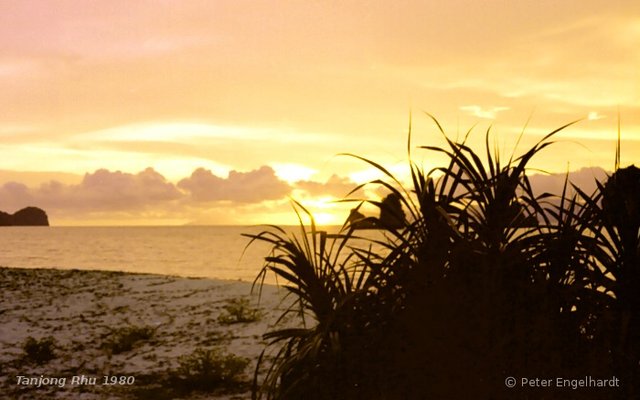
xmin=0 ymin=267 xmax=285 ymax=399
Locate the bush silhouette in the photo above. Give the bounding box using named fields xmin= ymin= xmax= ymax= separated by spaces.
xmin=247 ymin=117 xmax=638 ymax=399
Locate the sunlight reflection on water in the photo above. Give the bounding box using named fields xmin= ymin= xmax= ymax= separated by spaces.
xmin=0 ymin=225 xmax=391 ymax=284
xmin=0 ymin=226 xmax=273 ymax=282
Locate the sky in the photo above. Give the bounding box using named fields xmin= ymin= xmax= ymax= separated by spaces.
xmin=0 ymin=0 xmax=638 ymax=225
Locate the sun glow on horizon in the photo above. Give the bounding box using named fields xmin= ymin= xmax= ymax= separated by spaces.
xmin=311 ymin=212 xmax=339 ymax=226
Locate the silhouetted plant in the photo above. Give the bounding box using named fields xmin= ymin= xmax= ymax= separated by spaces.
xmin=248 ymin=115 xmax=634 ymax=400
xmin=572 ymin=164 xmax=640 ymax=396
xmin=245 ymin=202 xmax=393 ymax=399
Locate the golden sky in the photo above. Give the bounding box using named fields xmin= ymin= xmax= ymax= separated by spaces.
xmin=0 ymin=0 xmax=638 ymax=225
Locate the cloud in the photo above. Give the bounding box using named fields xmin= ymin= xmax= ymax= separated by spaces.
xmin=527 ymin=167 xmax=609 ymax=197
xmin=587 ymin=111 xmax=606 ymax=121
xmin=295 ymin=174 xmax=358 ymax=198
xmin=0 ymin=164 xmax=616 ymax=226
xmin=460 ymin=105 xmax=510 ymax=119
xmin=0 ymin=167 xmax=181 ymax=213
xmin=0 ymin=182 xmax=31 ymax=209
xmin=0 ymin=165 xmax=295 ymax=223
xmin=0 ymin=165 xmax=314 ymax=214
xmin=77 ymin=168 xmax=182 ymax=208
xmin=178 ymin=166 xmax=291 ymax=203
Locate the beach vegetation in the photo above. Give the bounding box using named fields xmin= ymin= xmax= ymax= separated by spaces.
xmin=171 ymin=347 xmax=249 ymax=391
xmin=247 ymin=115 xmax=639 ymax=399
xmin=131 ymin=347 xmax=250 ymax=400
xmin=217 ymin=297 xmax=262 ymax=325
xmin=102 ymin=325 xmax=154 ymax=354
xmin=198 ymin=329 xmax=231 ymax=346
xmin=22 ymin=336 xmax=56 ymax=365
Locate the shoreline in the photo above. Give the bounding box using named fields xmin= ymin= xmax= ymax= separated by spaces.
xmin=0 ymin=266 xmax=284 ymax=399
xmin=1 ymin=265 xmax=265 ymax=284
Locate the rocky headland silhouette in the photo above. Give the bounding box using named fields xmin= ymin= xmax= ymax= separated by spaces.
xmin=0 ymin=206 xmax=49 ymax=226
xmin=347 ymin=193 xmax=405 ymax=230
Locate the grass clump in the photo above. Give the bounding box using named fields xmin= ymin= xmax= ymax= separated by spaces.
xmin=103 ymin=325 xmax=154 ymax=354
xmin=218 ymin=297 xmax=261 ymax=325
xmin=130 ymin=347 xmax=249 ymax=400
xmin=22 ymin=336 xmax=56 ymax=365
xmin=172 ymin=347 xmax=249 ymax=391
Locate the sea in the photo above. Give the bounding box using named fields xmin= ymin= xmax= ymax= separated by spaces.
xmin=0 ymin=226 xmax=297 ymax=283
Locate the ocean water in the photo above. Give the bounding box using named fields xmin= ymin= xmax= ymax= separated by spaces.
xmin=0 ymin=226 xmax=281 ymax=282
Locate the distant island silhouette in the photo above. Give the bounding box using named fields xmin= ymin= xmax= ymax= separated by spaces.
xmin=0 ymin=206 xmax=49 ymax=226
xmin=347 ymin=193 xmax=405 ymax=230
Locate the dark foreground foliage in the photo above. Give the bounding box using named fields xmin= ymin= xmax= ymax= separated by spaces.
xmin=22 ymin=336 xmax=56 ymax=365
xmin=247 ymin=116 xmax=639 ymax=400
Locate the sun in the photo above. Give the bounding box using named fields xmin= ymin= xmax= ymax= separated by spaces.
xmin=311 ymin=212 xmax=339 ymax=226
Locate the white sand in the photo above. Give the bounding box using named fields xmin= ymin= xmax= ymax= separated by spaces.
xmin=0 ymin=267 xmax=290 ymax=399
